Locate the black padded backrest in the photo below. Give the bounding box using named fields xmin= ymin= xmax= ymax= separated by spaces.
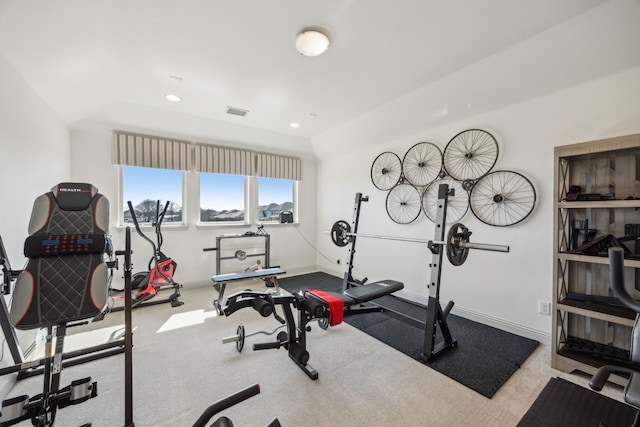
xmin=10 ymin=183 xmax=110 ymax=330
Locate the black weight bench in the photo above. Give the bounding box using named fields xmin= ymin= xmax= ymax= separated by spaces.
xmin=332 ymin=279 xmax=404 ymax=305
xmin=222 ymin=279 xmax=403 ymax=379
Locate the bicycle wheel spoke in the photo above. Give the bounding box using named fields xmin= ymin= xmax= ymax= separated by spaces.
xmin=402 ymin=142 xmax=442 ymax=186
xmin=444 ymin=129 xmax=498 ymax=181
xmin=371 ymin=152 xmax=402 ymax=190
xmin=422 ymin=177 xmax=469 ymax=224
xmin=470 ymin=170 xmax=536 ymax=226
xmin=386 ymin=183 xmax=421 ymax=224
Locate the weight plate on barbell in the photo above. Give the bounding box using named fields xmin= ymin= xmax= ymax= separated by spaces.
xmin=447 ymin=223 xmax=470 ymax=266
xmin=330 ymin=220 xmax=352 ymax=247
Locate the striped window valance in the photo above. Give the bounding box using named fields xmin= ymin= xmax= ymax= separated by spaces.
xmin=255 ymin=153 xmax=302 ymax=181
xmin=193 ymin=144 xmax=252 ymax=175
xmin=112 ymin=131 xmax=190 ymax=170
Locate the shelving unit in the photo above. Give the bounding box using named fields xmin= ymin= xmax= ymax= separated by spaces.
xmin=553 ymin=133 xmax=640 ymax=386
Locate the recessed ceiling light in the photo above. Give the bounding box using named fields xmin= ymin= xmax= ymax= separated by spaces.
xmin=296 ymin=29 xmax=330 ymax=57
xmin=290 ymin=122 xmax=300 ymax=128
xmin=165 ymin=94 xmax=182 ymax=102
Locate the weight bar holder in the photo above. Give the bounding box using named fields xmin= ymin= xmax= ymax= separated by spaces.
xmin=340 ymin=184 xmax=460 ymax=361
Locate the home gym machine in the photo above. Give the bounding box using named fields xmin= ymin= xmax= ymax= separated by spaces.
xmin=100 ymin=200 xmax=183 ymax=318
xmin=221 ymin=184 xmax=509 ymax=378
xmin=204 ymin=225 xmax=282 ymax=314
xmin=0 ymin=182 xmax=134 ymax=426
xmin=222 ymin=278 xmax=404 ymax=380
xmin=329 ymin=184 xmax=510 ymax=361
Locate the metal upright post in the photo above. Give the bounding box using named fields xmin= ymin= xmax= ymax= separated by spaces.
xmin=124 ymin=227 xmax=135 ymax=427
xmin=421 ymin=183 xmax=457 ymax=362
xmin=342 ymin=193 xmax=368 ymax=292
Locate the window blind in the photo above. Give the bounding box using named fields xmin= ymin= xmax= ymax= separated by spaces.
xmin=112 ymin=131 xmax=191 ymax=170
xmin=255 ymin=153 xmax=302 ymax=181
xmin=193 ymin=144 xmax=252 ymax=175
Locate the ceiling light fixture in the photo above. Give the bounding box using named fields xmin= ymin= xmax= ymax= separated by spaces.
xmin=296 ymin=29 xmax=330 ymax=57
xmin=290 ymin=122 xmax=300 ymax=128
xmin=165 ymin=94 xmax=182 ymax=102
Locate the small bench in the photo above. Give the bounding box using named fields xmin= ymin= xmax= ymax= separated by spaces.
xmin=211 ymin=267 xmax=286 ymax=314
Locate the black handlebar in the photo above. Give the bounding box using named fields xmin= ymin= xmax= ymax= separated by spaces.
xmin=192 ymin=384 xmax=261 ymax=427
xmin=608 ymin=247 xmax=640 ymax=314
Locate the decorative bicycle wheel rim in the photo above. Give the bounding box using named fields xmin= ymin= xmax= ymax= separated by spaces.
xmin=386 ymin=183 xmax=422 ymax=224
xmin=443 ymin=129 xmax=498 ymax=181
xmin=469 ymin=170 xmax=536 ymax=226
xmin=402 ymin=142 xmax=442 ymax=187
xmin=371 ymin=152 xmax=402 ymax=190
xmin=422 ymin=177 xmax=469 ymax=224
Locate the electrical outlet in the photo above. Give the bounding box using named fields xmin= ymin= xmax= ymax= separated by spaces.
xmin=538 ymin=300 xmax=551 ymax=315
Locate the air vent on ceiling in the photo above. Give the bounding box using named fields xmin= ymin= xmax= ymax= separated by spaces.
xmin=226 ymin=106 xmax=249 ymax=117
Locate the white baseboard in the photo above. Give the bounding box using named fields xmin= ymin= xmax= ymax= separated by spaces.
xmin=393 ymin=289 xmax=551 ymax=346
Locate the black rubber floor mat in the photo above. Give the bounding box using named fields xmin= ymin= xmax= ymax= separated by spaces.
xmin=280 ymin=272 xmax=539 ymax=398
xmin=517 ymin=377 xmax=637 ymax=427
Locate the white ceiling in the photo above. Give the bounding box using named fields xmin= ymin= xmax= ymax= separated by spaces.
xmin=0 ymin=0 xmax=609 ymax=140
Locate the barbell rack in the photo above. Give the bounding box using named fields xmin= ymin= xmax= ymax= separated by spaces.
xmin=336 ymin=183 xmax=509 ymax=361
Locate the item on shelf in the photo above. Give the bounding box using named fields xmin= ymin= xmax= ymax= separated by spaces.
xmin=565 ymin=185 xmax=583 ymax=201
xmin=567 ymin=234 xmax=632 ymax=257
xmin=569 ymin=219 xmax=597 ymax=250
xmin=565 ymin=292 xmax=624 ymax=307
xmin=625 ymin=224 xmax=640 ymax=237
xmin=563 ymin=336 xmax=637 ymax=368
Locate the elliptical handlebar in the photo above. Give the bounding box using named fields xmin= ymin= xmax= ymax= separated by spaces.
xmin=127 ymin=201 xmax=158 ymax=256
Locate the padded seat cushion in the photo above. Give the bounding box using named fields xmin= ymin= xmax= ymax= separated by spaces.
xmin=626 ymin=372 xmax=640 ymax=408
xmin=344 ymin=280 xmax=404 ymax=303
xmin=10 ymin=183 xmax=110 ymax=330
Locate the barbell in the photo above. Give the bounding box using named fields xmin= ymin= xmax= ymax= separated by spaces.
xmin=329 ymin=220 xmax=509 ymax=266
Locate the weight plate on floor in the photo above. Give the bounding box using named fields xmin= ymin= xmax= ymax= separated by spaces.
xmin=236 ymin=324 xmax=245 ymax=352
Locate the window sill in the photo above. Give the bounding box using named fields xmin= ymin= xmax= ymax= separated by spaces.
xmin=115 ymin=222 xmax=189 ymax=231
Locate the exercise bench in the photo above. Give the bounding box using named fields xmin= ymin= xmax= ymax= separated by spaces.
xmin=222 ymin=278 xmax=403 ymax=379
xmin=211 ymin=267 xmax=285 ymax=315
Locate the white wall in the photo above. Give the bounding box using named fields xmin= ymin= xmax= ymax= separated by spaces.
xmin=312 ymin=0 xmax=640 ymax=344
xmin=0 ymin=54 xmax=71 ymax=263
xmin=0 ymin=53 xmax=71 ymax=393
xmin=70 ymin=126 xmax=318 ymax=290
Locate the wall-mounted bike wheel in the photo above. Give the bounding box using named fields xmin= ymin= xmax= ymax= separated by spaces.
xmin=422 ymin=177 xmax=469 ymax=224
xmin=469 ymin=170 xmax=536 ymax=226
xmin=443 ymin=129 xmax=498 ymax=182
xmin=371 ymin=152 xmax=402 ymax=190
xmin=386 ymin=183 xmax=422 ymax=224
xmin=402 ymin=142 xmax=442 ymax=187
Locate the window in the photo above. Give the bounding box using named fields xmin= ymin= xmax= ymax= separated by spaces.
xmin=121 ymin=166 xmax=184 ymax=225
xmin=258 ymin=177 xmax=295 ymax=222
xmin=199 ymin=173 xmax=246 ymax=222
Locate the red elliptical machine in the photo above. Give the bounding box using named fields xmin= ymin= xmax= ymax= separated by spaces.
xmin=125 ymin=200 xmax=183 ymax=308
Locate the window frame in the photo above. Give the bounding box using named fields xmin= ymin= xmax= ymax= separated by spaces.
xmin=118 ymin=165 xmax=188 ymax=228
xmin=256 ymin=177 xmax=298 ymax=224
xmin=196 ymin=172 xmax=249 ymax=226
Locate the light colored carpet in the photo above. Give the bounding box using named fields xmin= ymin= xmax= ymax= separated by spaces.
xmin=5 ymin=279 xmax=626 ymax=426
